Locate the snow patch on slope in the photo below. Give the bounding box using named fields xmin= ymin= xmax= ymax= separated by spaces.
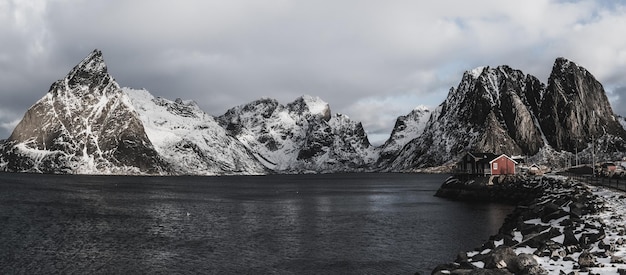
xmin=301 ymin=95 xmax=330 ymax=116
xmin=469 ymin=66 xmax=486 ymax=78
xmin=124 ymin=88 xmax=266 ymax=175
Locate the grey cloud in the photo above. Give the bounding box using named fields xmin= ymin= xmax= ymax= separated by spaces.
xmin=2 ymin=0 xmax=626 ymax=140
xmin=609 ymin=87 xmax=626 ymax=117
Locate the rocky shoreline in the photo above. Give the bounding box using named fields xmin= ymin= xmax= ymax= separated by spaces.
xmin=432 ymin=175 xmax=626 ymax=274
xmin=435 ymin=175 xmax=544 ymax=204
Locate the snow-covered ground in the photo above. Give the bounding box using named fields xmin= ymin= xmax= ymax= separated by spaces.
xmin=534 ymin=184 xmax=626 ymax=274
xmin=434 ymin=176 xmax=626 ymax=274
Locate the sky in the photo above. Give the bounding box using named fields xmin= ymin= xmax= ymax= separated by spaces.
xmin=1 ymin=0 xmax=626 ymax=145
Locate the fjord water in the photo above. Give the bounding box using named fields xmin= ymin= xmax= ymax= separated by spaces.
xmin=0 ymin=173 xmax=513 ymax=274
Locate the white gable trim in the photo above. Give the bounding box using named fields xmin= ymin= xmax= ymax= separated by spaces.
xmin=489 ymin=154 xmax=518 ymax=164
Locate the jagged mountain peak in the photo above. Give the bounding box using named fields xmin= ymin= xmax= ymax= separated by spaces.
xmin=413 ymin=105 xmax=430 ymax=113
xmin=550 ymin=57 xmax=593 ymax=82
xmin=466 ymin=65 xmax=512 ymax=79
xmin=468 ymin=66 xmax=487 ymax=79
xmin=4 ymin=50 xmax=625 ymax=175
xmin=383 ymin=56 xmax=626 ymax=171
xmin=287 ymin=95 xmax=331 ymax=121
xmin=229 ymin=95 xmax=331 ymax=120
xmin=63 ymin=49 xmax=112 ymax=89
xmin=540 ymin=57 xmax=626 ymax=152
xmin=221 ymin=97 xmax=280 ymax=123
xmin=383 ymin=61 xmax=547 ymax=170
xmin=2 ymin=50 xmax=168 ymax=174
xmin=75 ymin=49 xmax=106 ymax=72
xmin=553 ymin=56 xmax=578 ymax=69
xmin=216 ymin=94 xmax=377 ymax=172
xmin=252 ymin=97 xmax=280 ymax=106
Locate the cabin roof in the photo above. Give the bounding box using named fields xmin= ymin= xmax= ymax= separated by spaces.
xmin=489 ymin=154 xmax=519 ymax=164
xmin=466 ymin=152 xmax=498 ymax=161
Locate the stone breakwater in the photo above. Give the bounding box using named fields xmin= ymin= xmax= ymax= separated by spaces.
xmin=432 ymin=175 xmax=626 ymax=275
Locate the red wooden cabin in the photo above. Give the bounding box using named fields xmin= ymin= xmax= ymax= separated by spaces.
xmin=489 ymin=154 xmax=518 ymax=175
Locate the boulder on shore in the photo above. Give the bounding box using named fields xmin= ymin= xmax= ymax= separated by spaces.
xmin=432 ymin=175 xmax=614 ymax=275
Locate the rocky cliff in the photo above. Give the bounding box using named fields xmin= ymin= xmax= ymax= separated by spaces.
xmin=539 ymin=57 xmax=626 ymax=153
xmin=382 ymin=58 xmax=626 ymax=171
xmin=383 ymin=65 xmax=546 ymax=170
xmin=0 ymin=50 xmax=168 ymax=174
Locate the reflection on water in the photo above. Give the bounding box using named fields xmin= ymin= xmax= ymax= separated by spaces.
xmin=0 ymin=173 xmax=513 ymax=274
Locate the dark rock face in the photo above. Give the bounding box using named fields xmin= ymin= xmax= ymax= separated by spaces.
xmin=540 ymin=57 xmax=626 ymax=152
xmin=387 ymin=66 xmax=545 ymax=170
xmin=297 ymin=117 xmax=334 ymax=160
xmin=1 ymin=50 xmax=168 ymax=174
xmin=387 ymin=58 xmax=626 ymax=171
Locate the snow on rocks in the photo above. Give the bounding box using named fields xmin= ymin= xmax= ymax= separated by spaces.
xmin=123 ymin=88 xmax=267 ymax=175
xmin=433 ymin=176 xmax=626 ymax=275
xmin=217 ymin=95 xmax=379 ymax=173
xmin=378 ymin=105 xmax=431 ymax=163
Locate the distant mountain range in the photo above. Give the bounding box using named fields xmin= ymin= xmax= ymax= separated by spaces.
xmin=1 ymin=50 xmax=624 ymax=175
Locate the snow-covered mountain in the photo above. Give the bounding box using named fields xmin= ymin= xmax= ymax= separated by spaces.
xmin=1 ymin=50 xmax=624 ymax=174
xmin=382 ymin=58 xmax=626 ymax=170
xmin=0 ymin=50 xmax=266 ymax=175
xmin=217 ymin=96 xmax=379 ymax=173
xmin=382 ymin=65 xmax=545 ymax=170
xmin=0 ymin=50 xmax=168 ymax=174
xmin=0 ymin=49 xmax=378 ymax=174
xmin=124 ymin=89 xmax=267 ymax=175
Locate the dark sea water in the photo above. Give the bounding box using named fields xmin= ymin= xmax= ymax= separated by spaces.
xmin=0 ymin=172 xmax=513 ymax=274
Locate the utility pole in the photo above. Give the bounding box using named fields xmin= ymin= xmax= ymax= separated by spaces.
xmin=592 ymin=134 xmax=596 ymax=177
xmin=592 ymin=111 xmax=596 ymax=177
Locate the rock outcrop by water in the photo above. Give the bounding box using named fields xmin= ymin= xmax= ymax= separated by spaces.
xmin=433 ymin=176 xmax=626 ymax=274
xmin=435 ymin=175 xmax=543 ymax=204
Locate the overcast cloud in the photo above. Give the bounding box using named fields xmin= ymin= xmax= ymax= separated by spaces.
xmin=1 ymin=0 xmax=626 ymax=144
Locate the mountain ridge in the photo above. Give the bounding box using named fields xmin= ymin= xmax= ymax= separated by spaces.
xmin=381 ymin=57 xmax=626 ymax=171
xmin=1 ymin=50 xmax=625 ymax=174
xmin=216 ymin=94 xmax=378 ymax=173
